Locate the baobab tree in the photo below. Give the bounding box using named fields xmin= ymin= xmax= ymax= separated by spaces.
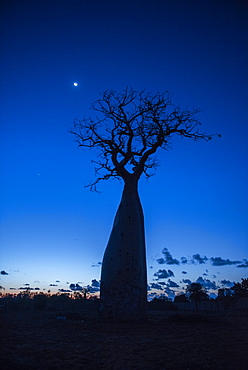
xmin=70 ymin=87 xmax=216 ymax=322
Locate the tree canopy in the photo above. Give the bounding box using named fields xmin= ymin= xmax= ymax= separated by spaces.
xmin=232 ymin=278 xmax=248 ymax=298
xmin=186 ymin=282 xmax=209 ymax=302
xmin=70 ymin=87 xmax=217 ymax=191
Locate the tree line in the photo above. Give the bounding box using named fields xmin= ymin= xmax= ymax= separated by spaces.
xmin=173 ymin=278 xmax=248 ymax=310
xmin=0 ymin=278 xmax=247 ymax=311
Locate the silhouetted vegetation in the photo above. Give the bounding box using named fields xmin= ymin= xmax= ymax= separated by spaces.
xmin=174 ymin=293 xmax=189 ymax=303
xmin=32 ymin=293 xmax=48 ymax=310
xmin=185 ymin=282 xmax=209 ymax=310
xmin=1 ymin=279 xmax=247 ymax=315
xmin=147 ymin=297 xmax=177 ymax=311
xmin=232 ymin=278 xmax=248 ymax=298
xmin=215 ymin=278 xmax=248 ymax=310
xmin=0 ymin=291 xmax=100 ymax=313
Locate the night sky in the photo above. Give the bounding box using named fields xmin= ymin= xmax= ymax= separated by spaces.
xmin=1 ymin=0 xmax=247 ymax=299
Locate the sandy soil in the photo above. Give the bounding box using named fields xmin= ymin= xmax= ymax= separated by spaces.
xmin=1 ymin=308 xmax=248 ymax=369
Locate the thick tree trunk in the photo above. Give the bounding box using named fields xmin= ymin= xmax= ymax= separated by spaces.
xmin=100 ymin=177 xmax=147 ymax=322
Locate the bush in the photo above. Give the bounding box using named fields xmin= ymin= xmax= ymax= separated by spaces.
xmin=148 ymin=298 xmax=177 ymax=311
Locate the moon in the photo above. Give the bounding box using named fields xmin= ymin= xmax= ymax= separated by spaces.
xmin=73 ymin=82 xmax=78 ymax=86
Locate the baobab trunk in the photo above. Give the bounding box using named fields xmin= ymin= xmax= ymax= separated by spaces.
xmin=100 ymin=176 xmax=147 ymax=322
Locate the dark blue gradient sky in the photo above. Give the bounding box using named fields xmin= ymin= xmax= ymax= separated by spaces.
xmin=1 ymin=0 xmax=247 ymax=297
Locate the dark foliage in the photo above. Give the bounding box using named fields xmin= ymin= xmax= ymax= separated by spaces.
xmin=232 ymin=278 xmax=248 ymax=298
xmin=174 ymin=293 xmax=189 ymax=303
xmin=147 ymin=297 xmax=177 ymax=311
xmin=186 ymin=282 xmax=209 ymax=302
xmin=33 ymin=293 xmax=48 ymax=310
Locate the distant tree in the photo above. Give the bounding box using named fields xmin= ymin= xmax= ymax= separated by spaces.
xmin=73 ymin=288 xmax=89 ymax=300
xmin=174 ymin=293 xmax=189 ymax=303
xmin=148 ymin=297 xmax=176 ymax=311
xmin=0 ymin=286 xmax=5 ymax=299
xmin=82 ymin=287 xmax=89 ymax=300
xmin=33 ymin=293 xmax=48 ymax=310
xmin=217 ymin=288 xmax=234 ymax=310
xmin=70 ymin=87 xmax=217 ymax=322
xmin=186 ymin=282 xmax=209 ymax=310
xmin=73 ymin=291 xmax=83 ymax=300
xmin=232 ymin=278 xmax=248 ymax=298
xmin=217 ymin=288 xmax=232 ymax=297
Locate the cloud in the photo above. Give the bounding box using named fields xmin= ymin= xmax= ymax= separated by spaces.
xmin=196 ymin=277 xmax=218 ymax=290
xmin=181 ymin=257 xmax=188 ymax=264
xmin=147 ymin=292 xmax=157 ymax=300
xmin=91 ymin=262 xmax=102 ymax=267
xmin=159 ymin=248 xmax=180 ymax=265
xmin=91 ymin=279 xmax=100 ymax=288
xmin=87 ymin=285 xmax=100 ymax=293
xmin=56 ymin=280 xmax=60 ymax=283
xmin=167 ymin=279 xmax=179 ymax=288
xmin=181 ymin=277 xmax=219 ymax=290
xmin=237 ymin=259 xmax=248 ymax=268
xmin=1 ymin=270 xmax=9 ymax=275
xmin=156 ymin=248 xmax=247 ymax=272
xmin=182 ymin=271 xmax=187 ymax=274
xmin=87 ymin=279 xmax=100 ymax=293
xmin=154 ymin=269 xmax=174 ymax=279
xmin=59 ymin=289 xmax=71 ymax=292
xmin=192 ymin=254 xmax=208 ymax=264
xmin=220 ymin=279 xmax=234 ymax=287
xmin=163 ymin=286 xmax=176 ymax=298
xmin=69 ymin=283 xmax=83 ymax=291
xmin=150 ymin=283 xmax=163 ymax=290
xmin=210 ymin=257 xmax=241 ymax=266
xmin=49 ymin=284 xmax=58 ymax=287
xmin=69 ymin=280 xmax=101 ymax=294
xmin=182 ymin=279 xmax=192 ymax=285
xmin=19 ymin=287 xmax=33 ymax=290
xmin=34 ymin=287 xmax=40 ymax=290
xmin=157 ymin=258 xmax=166 ymax=264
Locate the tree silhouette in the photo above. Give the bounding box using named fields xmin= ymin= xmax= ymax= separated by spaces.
xmin=232 ymin=278 xmax=248 ymax=298
xmin=174 ymin=293 xmax=189 ymax=303
xmin=217 ymin=288 xmax=234 ymax=310
xmin=186 ymin=282 xmax=209 ymax=310
xmin=70 ymin=87 xmax=216 ymax=322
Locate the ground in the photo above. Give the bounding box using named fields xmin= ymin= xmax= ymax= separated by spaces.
xmin=1 ymin=307 xmax=248 ymax=369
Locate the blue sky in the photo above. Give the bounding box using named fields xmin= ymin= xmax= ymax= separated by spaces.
xmin=0 ymin=0 xmax=247 ymax=298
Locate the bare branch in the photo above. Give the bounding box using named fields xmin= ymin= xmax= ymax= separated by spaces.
xmin=70 ymin=87 xmax=219 ymax=190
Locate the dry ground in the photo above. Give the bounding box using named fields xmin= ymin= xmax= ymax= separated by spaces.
xmin=1 ymin=308 xmax=248 ymax=369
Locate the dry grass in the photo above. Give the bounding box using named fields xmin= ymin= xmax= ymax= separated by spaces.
xmin=1 ymin=308 xmax=248 ymax=369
